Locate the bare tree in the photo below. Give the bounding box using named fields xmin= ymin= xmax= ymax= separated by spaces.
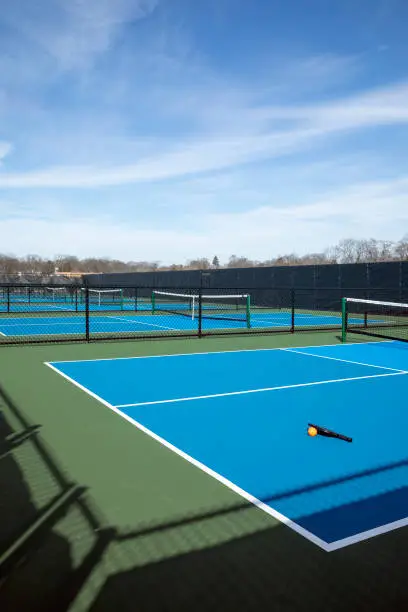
xmin=0 ymin=255 xmax=20 ymax=275
xmin=0 ymin=233 xmax=406 ymax=280
xmin=186 ymin=258 xmax=211 ymax=270
xmin=395 ymin=235 xmax=408 ymax=260
xmin=227 ymin=255 xmax=255 ymax=268
xmin=273 ymin=253 xmax=299 ymax=266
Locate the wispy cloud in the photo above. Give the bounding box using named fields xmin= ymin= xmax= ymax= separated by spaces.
xmin=258 ymin=53 xmax=361 ymax=99
xmin=1 ymin=80 xmax=408 ymax=188
xmin=1 ymin=0 xmax=158 ymax=71
xmin=2 ymin=174 xmax=408 ymax=263
xmin=0 ymin=142 xmax=12 ymax=165
xmin=1 ymin=0 xmax=408 ymax=260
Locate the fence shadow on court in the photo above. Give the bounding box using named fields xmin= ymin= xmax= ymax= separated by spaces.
xmin=2 ymin=380 xmax=408 ymax=612
xmin=0 ymin=382 xmax=115 ymax=611
xmin=88 ymin=461 xmax=408 ymax=612
xmin=91 ymin=519 xmax=408 ymax=612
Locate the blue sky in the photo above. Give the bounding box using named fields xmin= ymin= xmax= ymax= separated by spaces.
xmin=0 ymin=0 xmax=408 ymax=264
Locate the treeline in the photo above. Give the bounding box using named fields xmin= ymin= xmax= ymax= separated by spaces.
xmin=0 ymin=236 xmax=407 ymax=278
xmin=189 ymin=237 xmax=408 ymax=269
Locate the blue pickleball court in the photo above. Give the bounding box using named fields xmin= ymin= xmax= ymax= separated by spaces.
xmin=46 ymin=340 xmax=408 ymax=551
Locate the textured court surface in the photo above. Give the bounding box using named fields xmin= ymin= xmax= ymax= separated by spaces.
xmin=48 ymin=341 xmax=408 ymax=551
xmin=2 ymin=332 xmax=408 ymax=611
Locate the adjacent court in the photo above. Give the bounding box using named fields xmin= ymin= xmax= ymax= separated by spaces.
xmin=47 ymin=340 xmax=408 ymax=551
xmin=0 ymin=310 xmax=367 ymax=337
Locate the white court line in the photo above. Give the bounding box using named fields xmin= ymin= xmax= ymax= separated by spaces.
xmin=283 ymin=347 xmax=408 ymax=374
xmin=115 ymin=371 xmax=405 ymax=409
xmin=45 ymin=304 xmax=73 ymax=311
xmin=0 ymin=316 xmax=178 ymax=331
xmin=44 ymin=361 xmax=330 ymax=551
xmin=47 ymin=340 xmax=393 ymax=365
xmin=0 ymin=330 xmax=6 ymax=336
xmin=106 ymin=315 xmax=180 ymax=332
xmin=0 ymin=321 xmax=82 ymax=327
xmin=327 ymin=516 xmax=408 ymax=551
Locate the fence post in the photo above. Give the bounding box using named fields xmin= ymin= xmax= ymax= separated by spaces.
xmin=399 ymin=261 xmax=403 ymax=303
xmin=341 ymin=298 xmax=347 ymax=342
xmin=290 ymin=289 xmax=295 ymax=333
xmin=198 ymin=288 xmax=203 ymax=338
xmin=85 ymin=288 xmax=90 ymax=342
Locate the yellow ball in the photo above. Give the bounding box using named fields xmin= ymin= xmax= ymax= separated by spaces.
xmin=308 ymin=426 xmax=318 ymax=437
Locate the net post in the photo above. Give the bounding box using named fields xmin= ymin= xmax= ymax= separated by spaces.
xmin=341 ymin=298 xmax=347 ymax=342
xmin=198 ymin=289 xmax=203 ymax=337
xmin=7 ymin=286 xmax=10 ymax=313
xmin=75 ymin=287 xmax=78 ymax=312
xmin=134 ymin=287 xmax=138 ymax=311
xmin=85 ymin=288 xmax=90 ymax=342
xmin=290 ymin=289 xmax=295 ymax=333
xmin=151 ymin=291 xmax=156 ymax=314
xmin=246 ymin=294 xmax=251 ymax=329
xmin=28 ymin=286 xmax=31 ymax=304
xmin=120 ymin=288 xmax=124 ymax=311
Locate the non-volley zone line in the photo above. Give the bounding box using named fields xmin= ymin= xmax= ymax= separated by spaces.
xmin=282 ymin=347 xmax=408 ymax=374
xmin=115 ymin=370 xmax=406 ymax=409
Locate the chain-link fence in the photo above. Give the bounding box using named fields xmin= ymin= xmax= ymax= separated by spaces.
xmin=0 ymin=284 xmax=406 ymax=345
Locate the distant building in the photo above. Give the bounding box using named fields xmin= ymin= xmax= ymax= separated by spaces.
xmin=54 ymin=271 xmax=84 ymax=278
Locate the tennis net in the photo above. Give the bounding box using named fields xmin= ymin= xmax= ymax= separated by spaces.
xmin=81 ymin=289 xmax=124 ymax=308
xmin=151 ymin=291 xmax=251 ymax=327
xmin=45 ymin=287 xmax=74 ymax=302
xmin=342 ymin=297 xmax=408 ymax=342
